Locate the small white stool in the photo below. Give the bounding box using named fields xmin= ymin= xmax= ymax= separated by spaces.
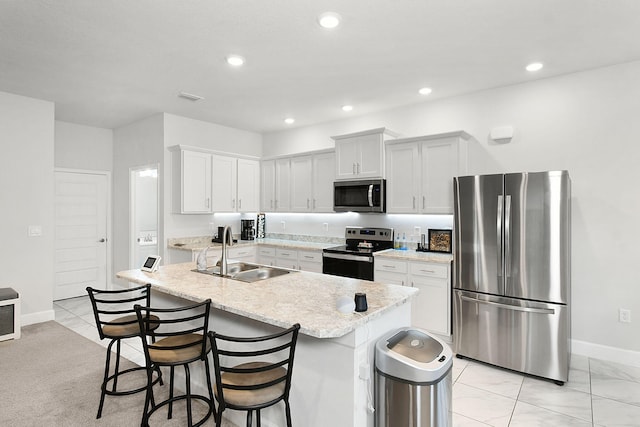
xmin=0 ymin=288 xmax=21 ymax=341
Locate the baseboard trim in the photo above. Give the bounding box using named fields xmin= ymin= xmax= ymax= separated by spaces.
xmin=572 ymin=339 xmax=640 ymax=368
xmin=21 ymin=309 xmax=55 ymax=326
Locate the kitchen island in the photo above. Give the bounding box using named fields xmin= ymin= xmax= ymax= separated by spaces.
xmin=117 ymin=262 xmax=417 ymax=427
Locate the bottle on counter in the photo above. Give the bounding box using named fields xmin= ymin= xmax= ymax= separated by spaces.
xmin=401 ymin=233 xmax=407 ymax=250
xmin=395 ymin=234 xmax=401 ymax=249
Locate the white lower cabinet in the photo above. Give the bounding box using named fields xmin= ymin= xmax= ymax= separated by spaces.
xmin=228 ymin=245 xmax=256 ymax=263
xmin=375 ymin=258 xmax=451 ymax=336
xmin=257 ymin=246 xmax=322 ymax=272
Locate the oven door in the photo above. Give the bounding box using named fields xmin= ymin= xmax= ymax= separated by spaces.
xmin=322 ymin=252 xmax=374 ymax=281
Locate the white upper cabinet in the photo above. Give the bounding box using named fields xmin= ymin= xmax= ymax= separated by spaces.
xmin=171 ymin=147 xmax=212 ymax=214
xmin=332 ymin=128 xmax=398 ymax=180
xmin=211 ymin=154 xmax=237 ymax=212
xmin=290 ymin=151 xmax=335 ymax=212
xmin=171 ymin=146 xmax=259 ymax=214
xmin=236 ymin=158 xmax=260 ymax=212
xmin=211 ymin=155 xmax=260 ymax=212
xmin=386 ymin=131 xmax=471 ymax=214
xmin=263 ymin=150 xmax=335 ymax=213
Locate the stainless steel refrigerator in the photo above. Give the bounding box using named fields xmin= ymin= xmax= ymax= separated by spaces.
xmin=453 ymin=171 xmax=571 ymax=384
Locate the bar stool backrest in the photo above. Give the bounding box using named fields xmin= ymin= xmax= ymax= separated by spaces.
xmin=86 ymin=284 xmax=152 ymax=340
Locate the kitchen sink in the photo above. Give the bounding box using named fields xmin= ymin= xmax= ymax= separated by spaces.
xmin=192 ymin=262 xmax=292 ymax=283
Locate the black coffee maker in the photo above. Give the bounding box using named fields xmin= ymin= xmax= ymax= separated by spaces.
xmin=241 ymin=219 xmax=255 ymax=240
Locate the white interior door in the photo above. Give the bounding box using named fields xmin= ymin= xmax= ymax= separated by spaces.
xmin=54 ymin=171 xmax=108 ymax=300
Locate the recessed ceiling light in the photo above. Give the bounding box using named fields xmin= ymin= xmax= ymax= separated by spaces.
xmin=318 ymin=12 xmax=341 ymax=29
xmin=284 ymin=118 xmax=295 ymax=125
xmin=226 ymin=55 xmax=245 ymax=66
xmin=178 ymin=91 xmax=204 ymax=101
xmin=418 ymin=87 xmax=432 ymax=95
xmin=342 ymin=105 xmax=353 ymax=112
xmin=526 ymin=62 xmax=543 ymax=72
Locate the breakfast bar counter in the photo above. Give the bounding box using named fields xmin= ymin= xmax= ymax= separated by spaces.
xmin=117 ymin=262 xmax=417 ymax=427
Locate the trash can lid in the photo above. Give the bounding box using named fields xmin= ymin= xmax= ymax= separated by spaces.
xmin=0 ymin=288 xmax=19 ymax=301
xmin=386 ymin=329 xmax=443 ymax=363
xmin=375 ymin=327 xmax=452 ymax=384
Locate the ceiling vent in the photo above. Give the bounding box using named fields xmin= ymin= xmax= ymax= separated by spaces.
xmin=178 ymin=92 xmax=204 ymax=101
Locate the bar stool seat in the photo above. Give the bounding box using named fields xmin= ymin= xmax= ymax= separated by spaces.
xmin=86 ymin=284 xmax=163 ymax=419
xmin=218 ymin=361 xmax=287 ymax=407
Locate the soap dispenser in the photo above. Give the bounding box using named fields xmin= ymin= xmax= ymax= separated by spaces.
xmin=196 ymin=246 xmax=210 ymax=271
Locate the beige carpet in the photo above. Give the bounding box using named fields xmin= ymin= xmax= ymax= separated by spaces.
xmin=0 ymin=321 xmax=226 ymax=426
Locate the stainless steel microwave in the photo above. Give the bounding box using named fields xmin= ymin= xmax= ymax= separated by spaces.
xmin=333 ymin=179 xmax=386 ymax=213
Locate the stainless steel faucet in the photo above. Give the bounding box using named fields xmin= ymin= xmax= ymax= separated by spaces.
xmin=219 ymin=225 xmax=234 ymax=276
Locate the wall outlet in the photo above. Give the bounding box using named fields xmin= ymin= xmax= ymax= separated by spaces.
xmin=280 ymin=221 xmax=286 ymax=230
xmin=619 ymin=308 xmax=631 ymax=323
xmin=322 ymin=222 xmax=329 ymax=231
xmin=414 ymin=226 xmax=421 ymax=235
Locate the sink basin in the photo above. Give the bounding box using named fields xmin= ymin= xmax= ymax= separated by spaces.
xmin=232 ymin=266 xmax=291 ymax=283
xmin=192 ymin=262 xmax=291 ymax=282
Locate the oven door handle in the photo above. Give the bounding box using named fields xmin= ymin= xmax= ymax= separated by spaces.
xmin=322 ymin=253 xmax=373 ymax=263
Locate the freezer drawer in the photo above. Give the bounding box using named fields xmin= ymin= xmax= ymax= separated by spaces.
xmin=453 ymin=289 xmax=569 ymax=383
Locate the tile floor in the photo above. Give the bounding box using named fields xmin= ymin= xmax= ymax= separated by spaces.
xmin=55 ymin=296 xmax=640 ymax=427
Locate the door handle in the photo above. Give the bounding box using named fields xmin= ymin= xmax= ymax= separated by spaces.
xmin=99 ymin=238 xmax=106 ymax=243
xmin=460 ymin=295 xmax=555 ymax=315
xmin=497 ymin=195 xmax=503 ymax=278
xmin=504 ymin=194 xmax=512 ymax=278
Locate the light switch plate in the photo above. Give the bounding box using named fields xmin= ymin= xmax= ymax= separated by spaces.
xmin=28 ymin=225 xmax=42 ymax=237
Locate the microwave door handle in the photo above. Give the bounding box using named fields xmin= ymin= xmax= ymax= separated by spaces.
xmin=368 ymin=184 xmax=374 ymax=207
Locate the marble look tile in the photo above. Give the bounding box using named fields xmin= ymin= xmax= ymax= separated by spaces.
xmin=590 ymin=374 xmax=640 ymax=406
xmin=453 ymin=355 xmax=470 ymax=383
xmin=566 ymin=366 xmax=591 ymax=394
xmin=590 ymin=358 xmax=640 ymax=383
xmin=518 ymin=377 xmax=592 ymax=422
xmin=453 ymin=412 xmax=492 ymax=426
xmin=509 ymin=401 xmax=593 ymax=426
xmin=570 ymin=354 xmax=590 ymax=372
xmin=453 ymin=383 xmax=516 ymax=427
xmin=456 ymin=361 xmax=524 ymax=399
xmin=592 ymin=395 xmax=640 ymax=426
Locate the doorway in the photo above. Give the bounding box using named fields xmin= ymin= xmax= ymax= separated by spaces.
xmin=54 ymin=170 xmax=109 ymax=300
xmin=130 ymin=165 xmax=159 ymax=269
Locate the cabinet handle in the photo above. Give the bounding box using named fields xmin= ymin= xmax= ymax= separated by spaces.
xmin=232 ymin=198 xmax=236 ymax=209
xmin=275 ymin=200 xmax=278 ymax=210
xmin=303 ymin=255 xmax=314 ymax=259
xmin=313 ymin=199 xmax=316 ymax=209
xmin=307 ymin=198 xmax=310 ymax=209
xmin=353 ymin=163 xmax=356 ymax=174
xmin=420 ymin=269 xmax=436 ymax=273
xmin=412 ymin=196 xmax=416 ymax=209
xmin=382 ymin=264 xmax=396 ymax=269
xmin=423 ymin=195 xmax=426 ymax=210
xmin=206 ymin=198 xmax=210 ymax=208
xmin=270 ymin=199 xmax=274 ymax=210
xmin=238 ymin=199 xmax=242 ymax=209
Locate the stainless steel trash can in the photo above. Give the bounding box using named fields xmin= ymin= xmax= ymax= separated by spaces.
xmin=375 ymin=327 xmax=453 ymax=427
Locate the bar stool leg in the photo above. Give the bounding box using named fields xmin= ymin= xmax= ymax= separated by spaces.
xmin=97 ymin=339 xmax=116 ymax=418
xmin=185 ymin=364 xmax=193 ymax=426
xmin=112 ymin=339 xmax=121 ymax=392
xmin=168 ymin=366 xmax=175 ymax=419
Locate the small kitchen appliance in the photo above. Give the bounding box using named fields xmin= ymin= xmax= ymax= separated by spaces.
xmin=322 ymin=226 xmax=394 ymax=281
xmin=241 ymin=219 xmax=255 ymax=241
xmin=333 ymin=179 xmax=386 ymax=213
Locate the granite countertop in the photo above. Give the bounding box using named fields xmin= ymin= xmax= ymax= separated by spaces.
xmin=374 ymin=248 xmax=453 ymax=263
xmin=167 ymin=237 xmax=337 ymax=252
xmin=116 ymin=262 xmax=417 ymax=339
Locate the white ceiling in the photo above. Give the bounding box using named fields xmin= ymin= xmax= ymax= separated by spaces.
xmin=1 ymin=0 xmax=640 ymax=134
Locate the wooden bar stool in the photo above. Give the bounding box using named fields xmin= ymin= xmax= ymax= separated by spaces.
xmin=135 ymin=299 xmax=214 ymax=427
xmin=208 ymin=323 xmax=300 ymax=427
xmin=86 ymin=284 xmax=163 ymax=419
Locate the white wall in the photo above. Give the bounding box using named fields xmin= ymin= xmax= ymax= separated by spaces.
xmin=263 ymin=61 xmax=640 ymax=359
xmin=112 ymin=113 xmax=165 ymax=283
xmin=0 ymin=91 xmax=55 ymax=323
xmin=54 ymin=121 xmax=113 ymax=171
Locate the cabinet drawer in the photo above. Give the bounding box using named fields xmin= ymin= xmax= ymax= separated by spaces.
xmin=297 ymin=250 xmax=322 ymax=263
xmin=375 ymin=258 xmax=407 ymax=274
xmin=276 ymin=249 xmax=297 ymax=259
xmin=257 ymin=246 xmax=276 ymax=257
xmin=228 ymin=246 xmax=256 ymax=258
xmin=410 ymin=262 xmax=448 ymax=279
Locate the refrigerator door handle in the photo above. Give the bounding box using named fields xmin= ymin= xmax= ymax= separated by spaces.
xmin=460 ymin=295 xmax=555 ymax=315
xmin=497 ymin=195 xmax=503 ymax=277
xmin=504 ymin=194 xmax=512 ymax=278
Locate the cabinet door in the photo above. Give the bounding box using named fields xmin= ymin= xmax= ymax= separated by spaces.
xmin=312 ymin=152 xmax=335 ymax=212
xmin=237 ymin=159 xmax=260 ymax=212
xmin=211 ymin=155 xmax=237 ymax=212
xmin=374 ymin=270 xmax=408 ymax=286
xmin=420 ymin=138 xmax=459 ymax=214
xmin=182 ymin=150 xmax=212 ymax=213
xmin=275 ymin=158 xmax=291 ymax=211
xmin=228 ymin=245 xmax=256 ymax=262
xmin=297 ymin=250 xmax=322 ymax=273
xmin=386 ymin=143 xmax=420 ymax=213
xmin=357 ymin=133 xmax=384 ymax=178
xmin=335 ymin=138 xmax=360 ymax=179
xmin=290 ymin=155 xmax=313 ymax=212
xmin=261 ymin=160 xmax=276 ymax=211
xmin=275 ymin=248 xmax=298 ymax=269
xmin=410 ymin=261 xmax=450 ymax=336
